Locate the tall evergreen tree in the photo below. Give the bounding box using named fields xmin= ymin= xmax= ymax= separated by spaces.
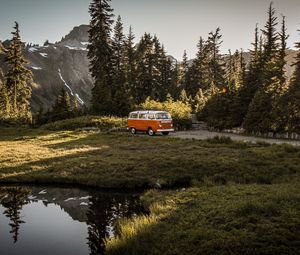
xmin=124 ymin=26 xmax=137 ymax=103
xmin=283 ymin=30 xmax=300 ymax=133
xmin=237 ymin=25 xmax=264 ymax=126
xmin=135 ymin=33 xmax=155 ymax=103
xmin=179 ymin=50 xmax=189 ymax=92
xmin=206 ymin=27 xmax=226 ymax=92
xmin=186 ymin=37 xmax=210 ymax=97
xmin=88 ymin=0 xmax=114 ymax=115
xmin=111 ymin=15 xmax=132 ymax=116
xmin=243 ymin=4 xmax=282 ymax=132
xmin=5 ymin=22 xmax=33 ymax=122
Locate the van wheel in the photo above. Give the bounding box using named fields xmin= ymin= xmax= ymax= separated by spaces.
xmin=162 ymin=132 xmax=169 ymax=136
xmin=147 ymin=128 xmax=155 ymax=136
xmin=130 ymin=128 xmax=137 ymax=135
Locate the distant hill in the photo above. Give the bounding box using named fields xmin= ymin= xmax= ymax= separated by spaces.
xmin=0 ymin=25 xmax=297 ymax=112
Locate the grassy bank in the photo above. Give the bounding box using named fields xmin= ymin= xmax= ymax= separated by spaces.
xmin=0 ymin=126 xmax=299 ymax=254
xmin=106 ymin=182 xmax=300 ymax=255
xmin=0 ymin=127 xmax=299 ymax=188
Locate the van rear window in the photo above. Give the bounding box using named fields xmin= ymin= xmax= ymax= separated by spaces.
xmin=129 ymin=113 xmax=138 ymax=118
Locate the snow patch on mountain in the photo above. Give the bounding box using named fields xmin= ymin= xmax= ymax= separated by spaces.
xmin=58 ymin=68 xmax=85 ymax=105
xmin=64 ymin=45 xmax=87 ymax=51
xmin=39 ymin=53 xmax=48 ymax=58
xmin=28 ymin=47 xmax=38 ymax=53
xmin=30 ymin=66 xmax=43 ymax=70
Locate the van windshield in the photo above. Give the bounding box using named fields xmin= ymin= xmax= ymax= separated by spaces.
xmin=155 ymin=113 xmax=171 ymax=120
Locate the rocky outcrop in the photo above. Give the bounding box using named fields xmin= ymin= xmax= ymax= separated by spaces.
xmin=0 ymin=25 xmax=92 ymax=112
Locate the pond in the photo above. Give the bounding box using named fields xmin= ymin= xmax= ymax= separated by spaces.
xmin=0 ymin=185 xmax=144 ymax=255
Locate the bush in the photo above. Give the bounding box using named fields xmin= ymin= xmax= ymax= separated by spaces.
xmin=40 ymin=115 xmax=127 ymax=131
xmin=140 ymin=97 xmax=192 ymax=130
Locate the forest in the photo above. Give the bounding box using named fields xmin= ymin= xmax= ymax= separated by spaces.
xmin=0 ymin=1 xmax=299 ymax=134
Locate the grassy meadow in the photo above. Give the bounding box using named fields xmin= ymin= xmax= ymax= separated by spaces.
xmin=0 ymin=120 xmax=299 ymax=254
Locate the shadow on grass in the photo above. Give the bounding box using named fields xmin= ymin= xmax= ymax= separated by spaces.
xmin=0 ymin=128 xmax=52 ymax=142
xmin=105 ymin=184 xmax=300 ymax=255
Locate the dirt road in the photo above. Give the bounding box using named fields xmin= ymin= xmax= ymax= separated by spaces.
xmin=170 ymin=130 xmax=300 ymax=146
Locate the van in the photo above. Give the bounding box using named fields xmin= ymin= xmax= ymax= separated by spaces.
xmin=128 ymin=111 xmax=174 ymax=136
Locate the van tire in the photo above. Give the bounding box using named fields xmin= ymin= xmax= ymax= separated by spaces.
xmin=147 ymin=128 xmax=155 ymax=136
xmin=162 ymin=132 xmax=169 ymax=136
xmin=130 ymin=128 xmax=137 ymax=135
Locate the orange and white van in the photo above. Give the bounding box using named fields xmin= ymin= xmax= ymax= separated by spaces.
xmin=128 ymin=111 xmax=174 ymax=136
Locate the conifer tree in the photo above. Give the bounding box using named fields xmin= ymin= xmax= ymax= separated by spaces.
xmin=51 ymin=88 xmax=72 ymax=121
xmin=135 ymin=33 xmax=154 ymax=103
xmin=111 ymin=15 xmax=132 ymax=115
xmin=283 ymin=30 xmax=300 ymax=133
xmin=179 ymin=51 xmax=188 ymax=92
xmin=206 ymin=28 xmax=226 ymax=92
xmin=5 ymin=22 xmax=33 ymax=122
xmin=88 ymin=0 xmax=114 ymax=115
xmin=236 ymin=25 xmax=264 ymax=126
xmin=243 ymin=4 xmax=281 ymax=132
xmin=0 ymin=79 xmax=10 ymax=119
xmin=124 ymin=26 xmax=137 ymax=103
xmin=194 ymin=88 xmax=207 ymax=114
xmin=187 ymin=37 xmax=210 ymax=97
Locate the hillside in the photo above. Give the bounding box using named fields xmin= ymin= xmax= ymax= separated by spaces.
xmin=0 ymin=25 xmax=92 ymax=112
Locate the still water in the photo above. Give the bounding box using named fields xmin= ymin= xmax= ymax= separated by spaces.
xmin=0 ymin=186 xmax=144 ymax=255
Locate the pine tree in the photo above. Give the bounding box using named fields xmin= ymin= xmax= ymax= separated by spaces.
xmin=179 ymin=89 xmax=192 ymax=105
xmin=243 ymin=4 xmax=281 ymax=132
xmin=135 ymin=33 xmax=154 ymax=103
xmin=111 ymin=15 xmax=132 ymax=116
xmin=51 ymin=88 xmax=72 ymax=121
xmin=194 ymin=88 xmax=207 ymax=114
xmin=206 ymin=28 xmax=226 ymax=92
xmin=88 ymin=0 xmax=114 ymax=115
xmin=124 ymin=26 xmax=137 ymax=103
xmin=5 ymin=22 xmax=33 ymax=123
xmin=187 ymin=37 xmax=210 ymax=97
xmin=283 ymin=30 xmax=300 ymax=133
xmin=238 ymin=25 xmax=264 ymax=126
xmin=179 ymin=50 xmax=188 ymax=92
xmin=0 ymin=78 xmax=10 ymax=119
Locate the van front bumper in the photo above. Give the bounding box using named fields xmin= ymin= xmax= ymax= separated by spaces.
xmin=157 ymin=129 xmax=174 ymax=132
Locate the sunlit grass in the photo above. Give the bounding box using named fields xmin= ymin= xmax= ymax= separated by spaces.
xmin=0 ymin=127 xmax=299 ymax=188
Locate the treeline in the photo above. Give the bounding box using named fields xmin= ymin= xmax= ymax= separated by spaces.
xmin=0 ymin=1 xmax=299 ymax=133
xmin=0 ymin=22 xmax=33 ymax=124
xmin=88 ymin=1 xmax=299 ymax=133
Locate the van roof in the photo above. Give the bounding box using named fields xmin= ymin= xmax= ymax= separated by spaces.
xmin=129 ymin=110 xmax=169 ymax=114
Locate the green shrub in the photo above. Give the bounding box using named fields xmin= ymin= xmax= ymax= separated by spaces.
xmin=40 ymin=115 xmax=127 ymax=131
xmin=139 ymin=97 xmax=192 ymax=130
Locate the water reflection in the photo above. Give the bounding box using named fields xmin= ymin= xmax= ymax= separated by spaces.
xmin=0 ymin=187 xmax=30 ymax=243
xmin=0 ymin=186 xmax=144 ymax=255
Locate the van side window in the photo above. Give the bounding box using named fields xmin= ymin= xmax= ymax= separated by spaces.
xmin=130 ymin=113 xmax=138 ymax=119
xmin=139 ymin=114 xmax=147 ymax=119
xmin=148 ymin=114 xmax=155 ymax=119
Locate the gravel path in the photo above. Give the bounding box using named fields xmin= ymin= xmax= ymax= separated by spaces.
xmin=170 ymin=130 xmax=300 ymax=146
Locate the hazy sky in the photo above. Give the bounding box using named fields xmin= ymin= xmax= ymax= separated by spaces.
xmin=0 ymin=0 xmax=300 ymax=59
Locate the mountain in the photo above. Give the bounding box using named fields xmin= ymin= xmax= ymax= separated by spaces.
xmin=0 ymin=25 xmax=92 ymax=112
xmin=0 ymin=24 xmax=298 ymax=112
